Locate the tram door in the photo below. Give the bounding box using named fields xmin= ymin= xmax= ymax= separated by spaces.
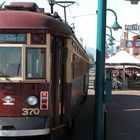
xmin=51 ymin=36 xmax=66 ymax=127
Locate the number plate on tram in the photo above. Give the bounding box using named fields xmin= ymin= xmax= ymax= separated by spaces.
xmin=22 ymin=108 xmax=40 ymax=116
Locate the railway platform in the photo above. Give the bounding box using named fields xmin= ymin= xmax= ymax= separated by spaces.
xmin=64 ymin=90 xmax=140 ymax=140
xmin=106 ymin=90 xmax=140 ymax=140
xmin=64 ymin=89 xmax=95 ymax=140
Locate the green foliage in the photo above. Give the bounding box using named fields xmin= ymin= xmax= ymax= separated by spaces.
xmin=87 ymin=52 xmax=95 ymax=67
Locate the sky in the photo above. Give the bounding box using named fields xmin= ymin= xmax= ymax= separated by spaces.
xmin=2 ymin=0 xmax=140 ymax=50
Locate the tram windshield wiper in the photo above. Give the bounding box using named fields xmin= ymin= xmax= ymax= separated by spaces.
xmin=17 ymin=57 xmax=21 ymax=76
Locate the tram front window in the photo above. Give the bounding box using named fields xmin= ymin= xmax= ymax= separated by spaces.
xmin=0 ymin=47 xmax=22 ymax=77
xmin=27 ymin=48 xmax=46 ymax=79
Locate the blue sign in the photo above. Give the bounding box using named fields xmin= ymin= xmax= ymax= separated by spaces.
xmin=126 ymin=40 xmax=133 ymax=48
xmin=135 ymin=39 xmax=140 ymax=47
xmin=126 ymin=40 xmax=140 ymax=48
xmin=125 ymin=24 xmax=140 ymax=31
xmin=0 ymin=34 xmax=26 ymax=43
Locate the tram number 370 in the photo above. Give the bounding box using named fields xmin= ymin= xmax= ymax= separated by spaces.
xmin=22 ymin=108 xmax=40 ymax=115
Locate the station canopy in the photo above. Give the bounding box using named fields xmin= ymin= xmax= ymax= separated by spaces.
xmin=105 ymin=50 xmax=140 ymax=68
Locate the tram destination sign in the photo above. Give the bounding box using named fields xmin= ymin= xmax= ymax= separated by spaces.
xmin=125 ymin=24 xmax=140 ymax=31
xmin=0 ymin=34 xmax=26 ymax=43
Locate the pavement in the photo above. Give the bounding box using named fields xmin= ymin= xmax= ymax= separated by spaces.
xmin=64 ymin=89 xmax=140 ymax=140
xmin=106 ymin=90 xmax=140 ymax=140
xmin=64 ymin=89 xmax=95 ymax=140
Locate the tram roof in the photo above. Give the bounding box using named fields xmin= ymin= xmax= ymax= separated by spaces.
xmin=0 ymin=9 xmax=73 ymax=34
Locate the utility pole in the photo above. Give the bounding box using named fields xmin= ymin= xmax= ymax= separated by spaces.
xmin=48 ymin=0 xmax=55 ymax=14
xmin=94 ymin=0 xmax=107 ymax=140
xmin=54 ymin=1 xmax=78 ymax=23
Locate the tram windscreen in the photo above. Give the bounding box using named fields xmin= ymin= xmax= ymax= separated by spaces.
xmin=27 ymin=48 xmax=46 ymax=79
xmin=0 ymin=47 xmax=22 ymax=77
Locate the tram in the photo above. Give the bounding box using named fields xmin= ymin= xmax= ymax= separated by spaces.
xmin=0 ymin=2 xmax=90 ymax=139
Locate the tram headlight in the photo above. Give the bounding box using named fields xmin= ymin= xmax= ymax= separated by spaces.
xmin=27 ymin=96 xmax=38 ymax=106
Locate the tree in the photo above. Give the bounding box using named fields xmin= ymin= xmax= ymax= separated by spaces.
xmin=87 ymin=52 xmax=95 ymax=67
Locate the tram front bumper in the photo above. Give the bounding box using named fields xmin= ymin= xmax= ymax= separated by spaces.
xmin=0 ymin=128 xmax=50 ymax=137
xmin=0 ymin=117 xmax=50 ymax=137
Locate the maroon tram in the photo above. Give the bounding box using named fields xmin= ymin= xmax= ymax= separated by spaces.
xmin=0 ymin=2 xmax=90 ymax=139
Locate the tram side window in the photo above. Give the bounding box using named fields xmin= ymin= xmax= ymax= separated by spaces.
xmin=26 ymin=48 xmax=46 ymax=79
xmin=0 ymin=47 xmax=22 ymax=77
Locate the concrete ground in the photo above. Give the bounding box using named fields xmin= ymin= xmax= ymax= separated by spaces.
xmin=64 ymin=89 xmax=95 ymax=140
xmin=106 ymin=90 xmax=140 ymax=140
xmin=64 ymin=89 xmax=140 ymax=140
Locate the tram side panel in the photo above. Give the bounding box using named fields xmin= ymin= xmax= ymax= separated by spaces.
xmin=65 ymin=39 xmax=89 ymax=128
xmin=0 ymin=2 xmax=90 ymax=139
